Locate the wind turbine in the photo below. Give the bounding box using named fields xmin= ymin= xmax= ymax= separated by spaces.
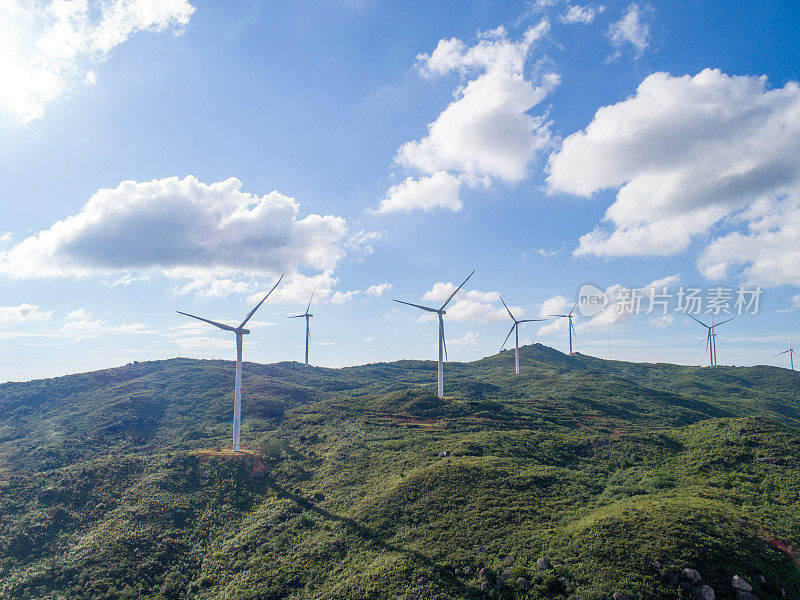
xmin=550 ymin=301 xmax=578 ymax=355
xmin=689 ymin=315 xmax=733 ymax=366
xmin=774 ymin=334 xmax=797 ymax=370
xmin=499 ymin=295 xmax=545 ymax=374
xmin=177 ymin=275 xmax=283 ymax=451
xmin=288 ymin=288 xmax=314 ymax=365
xmin=394 ymin=270 xmax=475 ymax=398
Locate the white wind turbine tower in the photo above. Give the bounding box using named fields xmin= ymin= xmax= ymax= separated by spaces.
xmin=177 ymin=275 xmax=283 ymax=452
xmin=689 ymin=315 xmax=733 ymax=366
xmin=394 ymin=270 xmax=475 ymax=398
xmin=773 ymin=334 xmax=797 ymax=370
xmin=550 ymin=301 xmax=578 ymax=355
xmin=288 ymin=288 xmax=315 ymax=365
xmin=499 ymin=295 xmax=546 ymax=374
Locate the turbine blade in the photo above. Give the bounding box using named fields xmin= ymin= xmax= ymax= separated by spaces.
xmin=393 ymin=299 xmax=438 ymax=312
xmin=306 ymin=287 xmax=315 ymax=315
xmin=688 ymin=314 xmax=710 ymax=329
xmin=440 ymin=269 xmax=475 ymax=310
xmin=713 ymin=317 xmax=735 ymax=328
xmin=567 ymin=299 xmax=579 ymax=316
xmin=240 ymin=274 xmax=284 ymax=329
xmin=517 ymin=318 xmax=547 ymax=323
xmin=287 ymin=315 xmax=305 ymax=319
xmin=499 ymin=295 xmax=516 ymax=322
xmin=548 ymin=314 xmax=569 ymax=317
xmin=176 ymin=311 xmax=236 ymax=332
xmin=501 ymin=323 xmax=515 ymax=351
xmin=773 ymin=350 xmax=790 ymax=356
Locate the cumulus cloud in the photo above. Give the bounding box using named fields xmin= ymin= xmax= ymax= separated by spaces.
xmin=697 ymin=197 xmax=800 ymax=286
xmin=365 ymin=282 xmax=392 ymax=296
xmin=0 ymin=303 xmax=53 ymax=323
xmin=561 ymin=4 xmax=605 ymax=24
xmin=419 ymin=282 xmax=524 ymax=323
xmin=378 ymin=22 xmax=559 ymax=213
xmin=0 ymin=176 xmax=348 ymax=286
xmin=0 ymin=0 xmax=195 ymax=123
xmin=448 ymin=330 xmax=479 ymax=348
xmin=649 ymin=314 xmax=674 ymax=328
xmin=61 ymin=308 xmax=146 ymax=338
xmin=607 ymin=3 xmax=650 ymax=59
xmin=548 ymin=69 xmax=800 ymax=285
xmin=376 ymin=172 xmax=462 ymax=214
xmin=346 ymin=229 xmax=385 ymax=255
xmin=538 ymin=274 xmax=680 ymax=335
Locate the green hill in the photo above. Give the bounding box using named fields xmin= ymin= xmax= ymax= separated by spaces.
xmin=0 ymin=344 xmax=798 ymax=600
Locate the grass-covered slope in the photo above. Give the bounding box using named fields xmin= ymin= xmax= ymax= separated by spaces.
xmin=0 ymin=344 xmax=798 ymax=600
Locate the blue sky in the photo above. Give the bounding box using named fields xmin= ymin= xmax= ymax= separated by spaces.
xmin=2 ymin=0 xmax=800 ymax=382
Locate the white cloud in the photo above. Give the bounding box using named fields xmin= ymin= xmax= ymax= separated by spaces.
xmin=105 ymin=273 xmax=150 ymax=287
xmin=548 ymin=69 xmax=800 ymax=285
xmin=0 ymin=0 xmax=195 ymax=123
xmin=172 ymin=277 xmax=255 ymax=299
xmin=0 ymin=303 xmax=53 ymax=323
xmin=697 ymin=197 xmax=800 ymax=286
xmin=607 ymin=3 xmax=650 ymax=59
xmin=330 ymin=289 xmax=361 ymax=304
xmin=362 ymin=335 xmax=375 ymax=343
xmin=448 ymin=330 xmax=479 ymax=348
xmin=649 ymin=314 xmax=674 ymax=328
xmin=376 ymin=172 xmax=462 ymax=214
xmin=561 ymin=4 xmax=605 ymax=24
xmin=346 ymin=229 xmax=385 ymax=255
xmin=365 ymin=282 xmax=392 ymax=297
xmin=61 ymin=308 xmax=146 ymax=338
xmin=538 ymin=274 xmax=680 ymax=335
xmin=0 ymin=176 xmax=348 ymax=284
xmin=377 ymin=21 xmax=559 ymax=213
xmin=420 ymin=282 xmax=524 ymax=323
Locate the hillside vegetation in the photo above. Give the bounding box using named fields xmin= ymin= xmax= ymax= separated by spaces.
xmin=0 ymin=344 xmax=798 ymax=600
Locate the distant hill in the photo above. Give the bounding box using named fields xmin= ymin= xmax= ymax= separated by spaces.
xmin=0 ymin=345 xmax=798 ymax=600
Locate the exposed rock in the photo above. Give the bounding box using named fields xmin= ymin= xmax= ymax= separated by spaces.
xmin=480 ymin=582 xmax=490 ymax=593
xmin=683 ymin=568 xmax=702 ymax=583
xmin=502 ymin=555 xmax=514 ymax=564
xmin=536 ymin=556 xmax=552 ymax=571
xmin=612 ymin=592 xmax=632 ymax=600
xmin=651 ymin=560 xmax=663 ymax=571
xmin=516 ymin=577 xmax=530 ymax=590
xmin=417 ymin=576 xmax=429 ymax=585
xmin=779 ymin=588 xmax=786 ymax=598
xmin=437 ymin=450 xmax=450 ymax=457
xmin=731 ymin=576 xmax=753 ymax=592
xmin=693 ymin=584 xmax=715 ymax=600
xmin=751 ymin=574 xmax=766 ymax=586
xmin=735 ymin=591 xmax=760 ymax=600
xmin=478 ymin=567 xmax=486 ymax=578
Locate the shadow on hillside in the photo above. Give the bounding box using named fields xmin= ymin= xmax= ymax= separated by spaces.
xmin=262 ymin=475 xmax=475 ymax=597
